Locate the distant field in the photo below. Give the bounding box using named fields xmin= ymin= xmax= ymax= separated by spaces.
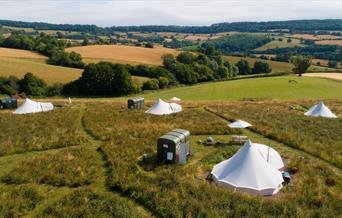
xmin=315 ymin=40 xmax=342 ymax=46
xmin=138 ymin=76 xmax=342 ymax=100
xmin=0 ymin=47 xmax=47 ymax=59
xmin=66 ymin=45 xmax=180 ymax=65
xmin=225 ymin=56 xmax=293 ymax=73
xmin=0 ymin=57 xmax=82 ymax=84
xmin=304 ymin=72 xmax=342 ymax=81
xmin=254 ymin=38 xmax=303 ymax=51
xmin=291 ymin=34 xmax=342 ymax=40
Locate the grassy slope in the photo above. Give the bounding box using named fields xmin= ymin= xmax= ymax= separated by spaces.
xmin=0 ymin=56 xmax=82 ymax=84
xmin=137 ymin=76 xmax=342 ymax=100
xmin=66 ymin=44 xmax=180 ymax=66
xmin=225 ymin=56 xmax=293 ymax=73
xmin=254 ymin=38 xmax=303 ymax=51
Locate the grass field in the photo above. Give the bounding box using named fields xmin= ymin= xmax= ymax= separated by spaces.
xmin=254 ymin=38 xmax=303 ymax=51
xmin=0 ymin=100 xmax=340 ymax=217
xmin=66 ymin=44 xmax=180 ymax=66
xmin=225 ymin=56 xmax=293 ymax=73
xmin=137 ymin=76 xmax=342 ymax=101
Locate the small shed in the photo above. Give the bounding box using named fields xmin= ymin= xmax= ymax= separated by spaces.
xmin=0 ymin=98 xmax=17 ymax=110
xmin=157 ymin=129 xmax=190 ymax=164
xmin=128 ymin=97 xmax=144 ymax=109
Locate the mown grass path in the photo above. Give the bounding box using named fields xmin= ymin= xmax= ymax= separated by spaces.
xmin=77 ymin=106 xmax=156 ymax=218
xmin=204 ymin=107 xmax=342 ymax=177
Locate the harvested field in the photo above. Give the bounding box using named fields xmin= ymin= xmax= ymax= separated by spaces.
xmin=66 ymin=44 xmax=180 ymax=65
xmin=0 ymin=47 xmax=47 ymax=59
xmin=315 ymin=40 xmax=342 ymax=46
xmin=304 ymin=72 xmax=342 ymax=81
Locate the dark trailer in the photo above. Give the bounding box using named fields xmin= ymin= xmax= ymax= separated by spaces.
xmin=128 ymin=97 xmax=144 ymax=109
xmin=0 ymin=98 xmax=17 ymax=110
xmin=157 ymin=129 xmax=190 ymax=164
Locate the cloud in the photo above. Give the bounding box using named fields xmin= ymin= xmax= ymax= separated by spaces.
xmin=0 ymin=0 xmax=341 ymax=26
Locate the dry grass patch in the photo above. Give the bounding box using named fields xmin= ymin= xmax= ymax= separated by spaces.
xmin=66 ymin=44 xmax=179 ymax=66
xmin=315 ymin=40 xmax=342 ymax=46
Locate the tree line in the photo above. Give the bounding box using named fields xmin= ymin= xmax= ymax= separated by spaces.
xmin=2 ymin=19 xmax=342 ymax=34
xmin=0 ymin=33 xmax=84 ymax=68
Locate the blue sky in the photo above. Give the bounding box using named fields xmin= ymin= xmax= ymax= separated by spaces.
xmin=0 ymin=0 xmax=342 ymax=26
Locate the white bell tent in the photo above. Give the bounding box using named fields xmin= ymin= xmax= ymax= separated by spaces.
xmin=211 ymin=140 xmax=284 ymax=196
xmin=13 ymin=98 xmax=54 ymax=115
xmin=228 ymin=120 xmax=252 ymax=128
xmin=304 ymin=101 xmax=337 ymax=118
xmin=170 ymin=97 xmax=181 ymax=102
xmin=145 ymin=98 xmax=182 ymax=115
xmin=253 ymin=143 xmax=284 ymax=170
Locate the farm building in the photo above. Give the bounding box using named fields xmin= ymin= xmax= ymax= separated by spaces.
xmin=128 ymin=97 xmax=144 ymax=109
xmin=211 ymin=140 xmax=284 ymax=196
xmin=0 ymin=98 xmax=17 ymax=110
xmin=13 ymin=98 xmax=54 ymax=115
xmin=157 ymin=129 xmax=190 ymax=164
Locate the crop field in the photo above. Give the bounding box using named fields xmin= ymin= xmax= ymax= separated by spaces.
xmin=66 ymin=44 xmax=180 ymax=66
xmin=0 ymin=56 xmax=82 ymax=84
xmin=0 ymin=47 xmax=47 ymax=59
xmin=315 ymin=40 xmax=342 ymax=46
xmin=290 ymin=34 xmax=342 ymax=40
xmin=138 ymin=76 xmax=342 ymax=101
xmin=304 ymin=73 xmax=342 ymax=81
xmin=0 ymin=99 xmax=341 ymax=217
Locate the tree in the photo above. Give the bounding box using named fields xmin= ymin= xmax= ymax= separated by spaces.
xmin=145 ymin=42 xmax=154 ymax=48
xmin=252 ymin=61 xmax=272 ymax=74
xmin=19 ymin=73 xmax=47 ymax=96
xmin=291 ymin=56 xmax=312 ymax=76
xmin=112 ymin=65 xmax=133 ymax=95
xmin=142 ymin=79 xmax=159 ymax=90
xmin=204 ymin=45 xmax=216 ymax=56
xmin=328 ymin=60 xmax=338 ymax=68
xmin=82 ymin=38 xmax=89 ymax=46
xmin=176 ymin=52 xmax=195 ymax=65
xmin=236 ymin=59 xmax=251 ymax=75
xmin=161 ymin=54 xmax=176 ymax=69
xmin=158 ymin=77 xmax=169 ymax=89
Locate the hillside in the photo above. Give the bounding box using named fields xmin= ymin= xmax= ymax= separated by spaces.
xmin=225 ymin=56 xmax=293 ymax=73
xmin=66 ymin=45 xmax=179 ymax=65
xmin=0 ymin=56 xmax=82 ymax=84
xmin=137 ymin=76 xmax=342 ymax=100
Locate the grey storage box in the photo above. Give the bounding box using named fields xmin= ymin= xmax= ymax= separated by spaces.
xmin=128 ymin=97 xmax=144 ymax=109
xmin=157 ymin=129 xmax=190 ymax=164
xmin=0 ymin=98 xmax=17 ymax=110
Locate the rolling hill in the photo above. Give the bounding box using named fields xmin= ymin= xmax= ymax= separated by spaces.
xmin=137 ymin=76 xmax=342 ymax=100
xmin=66 ymin=44 xmax=180 ymax=66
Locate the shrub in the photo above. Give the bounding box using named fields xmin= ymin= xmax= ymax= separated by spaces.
xmin=142 ymin=79 xmax=159 ymax=90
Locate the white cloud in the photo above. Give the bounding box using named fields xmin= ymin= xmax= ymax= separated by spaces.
xmin=0 ymin=0 xmax=341 ymax=26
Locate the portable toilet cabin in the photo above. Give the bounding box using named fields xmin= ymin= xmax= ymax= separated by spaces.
xmin=0 ymin=98 xmax=17 ymax=110
xmin=157 ymin=129 xmax=190 ymax=164
xmin=168 ymin=129 xmax=191 ymax=156
xmin=128 ymin=97 xmax=144 ymax=109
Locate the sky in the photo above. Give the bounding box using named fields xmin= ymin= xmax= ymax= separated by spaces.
xmin=0 ymin=0 xmax=342 ymax=27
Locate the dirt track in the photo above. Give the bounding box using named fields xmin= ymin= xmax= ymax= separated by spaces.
xmin=304 ymin=73 xmax=342 ymax=81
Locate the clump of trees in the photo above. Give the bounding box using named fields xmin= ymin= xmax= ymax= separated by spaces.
xmin=236 ymin=59 xmax=272 ymax=75
xmin=0 ymin=73 xmax=62 ymax=96
xmin=0 ymin=33 xmax=84 ymax=68
xmin=63 ymin=62 xmax=136 ymax=96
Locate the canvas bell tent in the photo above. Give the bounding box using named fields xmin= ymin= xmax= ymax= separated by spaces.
xmin=228 ymin=120 xmax=252 ymax=128
xmin=253 ymin=143 xmax=284 ymax=170
xmin=170 ymin=97 xmax=181 ymax=102
xmin=145 ymin=98 xmax=182 ymax=115
xmin=304 ymin=101 xmax=337 ymax=118
xmin=211 ymin=140 xmax=284 ymax=196
xmin=13 ymin=98 xmax=54 ymax=115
